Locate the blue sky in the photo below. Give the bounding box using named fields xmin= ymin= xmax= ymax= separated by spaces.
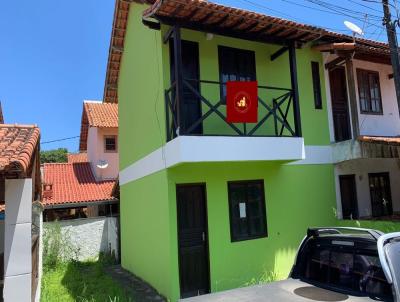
xmin=0 ymin=0 xmax=389 ymax=152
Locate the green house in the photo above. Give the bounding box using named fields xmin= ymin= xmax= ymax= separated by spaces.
xmin=101 ymin=0 xmax=378 ymax=300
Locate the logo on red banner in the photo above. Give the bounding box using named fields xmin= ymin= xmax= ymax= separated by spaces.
xmin=226 ymin=81 xmax=258 ymax=123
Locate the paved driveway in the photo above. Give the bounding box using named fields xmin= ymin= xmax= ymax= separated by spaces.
xmin=180 ymin=279 xmax=379 ymax=302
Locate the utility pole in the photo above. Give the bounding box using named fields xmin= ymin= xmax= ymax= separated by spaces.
xmin=383 ymin=0 xmax=400 ymax=114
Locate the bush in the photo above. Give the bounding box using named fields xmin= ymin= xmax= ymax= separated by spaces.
xmin=43 ymin=222 xmax=80 ymax=270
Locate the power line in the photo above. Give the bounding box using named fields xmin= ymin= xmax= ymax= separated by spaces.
xmin=41 ymin=136 xmax=80 ymax=144
xmin=303 ymin=0 xmax=397 ymax=34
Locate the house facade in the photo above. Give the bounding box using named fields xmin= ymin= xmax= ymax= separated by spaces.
xmin=319 ymin=43 xmax=400 ymax=224
xmin=42 ymin=101 xmax=119 ymax=221
xmin=104 ymin=0 xmax=400 ymax=301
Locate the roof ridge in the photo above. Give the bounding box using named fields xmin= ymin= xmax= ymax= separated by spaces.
xmin=0 ymin=123 xmax=38 ymax=129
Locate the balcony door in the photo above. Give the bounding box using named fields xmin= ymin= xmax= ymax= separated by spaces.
xmin=170 ymin=40 xmax=202 ymax=135
xmin=329 ymin=67 xmax=351 ymax=142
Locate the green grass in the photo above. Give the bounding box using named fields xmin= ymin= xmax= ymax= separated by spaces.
xmin=41 ymin=260 xmax=133 ymax=302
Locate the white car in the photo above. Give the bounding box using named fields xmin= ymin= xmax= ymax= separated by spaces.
xmin=182 ymin=228 xmax=400 ymax=302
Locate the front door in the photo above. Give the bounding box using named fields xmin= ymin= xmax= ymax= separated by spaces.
xmin=329 ymin=67 xmax=351 ymax=142
xmin=176 ymin=184 xmax=210 ymax=298
xmin=170 ymin=40 xmax=202 ymax=135
xmin=339 ymin=175 xmax=358 ymax=219
xmin=369 ymin=172 xmax=393 ymax=217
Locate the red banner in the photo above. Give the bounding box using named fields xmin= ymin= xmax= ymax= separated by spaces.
xmin=226 ymin=81 xmax=258 ymax=123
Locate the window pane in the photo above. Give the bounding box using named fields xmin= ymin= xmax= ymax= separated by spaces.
xmin=105 ymin=137 xmax=116 ymax=151
xmin=358 ymin=70 xmax=382 ymax=113
xmin=311 ymin=62 xmax=322 ymax=109
xmin=305 ymin=246 xmax=330 ymax=283
xmin=355 ymin=254 xmax=392 ymax=298
xmin=218 ymin=46 xmax=256 ymax=103
xmin=330 ymin=251 xmax=354 ymax=289
xmin=228 ymin=180 xmax=267 ymax=241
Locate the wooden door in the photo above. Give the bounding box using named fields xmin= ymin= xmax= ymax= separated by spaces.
xmin=339 ymin=175 xmax=358 ymax=219
xmin=369 ymin=173 xmax=393 ymax=217
xmin=176 ymin=184 xmax=210 ymax=298
xmin=170 ymin=40 xmax=202 ymax=135
xmin=329 ymin=67 xmax=351 ymax=142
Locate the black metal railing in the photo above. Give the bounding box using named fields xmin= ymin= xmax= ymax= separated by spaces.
xmin=165 ymin=79 xmax=300 ymax=142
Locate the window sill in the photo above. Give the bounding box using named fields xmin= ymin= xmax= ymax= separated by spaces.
xmin=231 ymin=234 xmax=268 ymax=243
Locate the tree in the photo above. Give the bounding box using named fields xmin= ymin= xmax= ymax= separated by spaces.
xmin=40 ymin=148 xmax=68 ymax=164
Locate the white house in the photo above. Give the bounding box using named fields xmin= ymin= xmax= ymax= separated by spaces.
xmin=318 ymin=42 xmax=400 ymax=221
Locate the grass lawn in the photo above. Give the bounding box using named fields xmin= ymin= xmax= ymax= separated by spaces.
xmin=41 ymin=260 xmax=133 ymax=302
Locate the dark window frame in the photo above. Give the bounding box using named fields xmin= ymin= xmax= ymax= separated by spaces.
xmin=368 ymin=172 xmax=393 ymax=217
xmin=104 ymin=135 xmax=118 ymax=153
xmin=218 ymin=46 xmax=257 ymax=104
xmin=227 ymin=180 xmax=268 ymax=242
xmin=311 ymin=61 xmax=323 ymax=109
xmin=356 ymin=68 xmax=383 ymax=115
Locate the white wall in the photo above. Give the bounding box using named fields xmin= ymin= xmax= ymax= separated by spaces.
xmin=4 ymin=179 xmax=32 ymax=302
xmin=87 ymin=126 xmax=119 ymax=181
xmin=335 ymin=158 xmax=400 ymax=218
xmin=324 ymin=54 xmax=400 ymax=140
xmin=0 ymin=221 xmax=4 ymax=254
xmin=44 ymin=217 xmax=119 ymax=261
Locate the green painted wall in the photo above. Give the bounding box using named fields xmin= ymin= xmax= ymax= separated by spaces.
xmin=166 ymin=162 xmax=337 ymax=301
xmin=120 ymin=170 xmax=176 ymax=299
xmin=118 ymin=3 xmax=166 ymax=170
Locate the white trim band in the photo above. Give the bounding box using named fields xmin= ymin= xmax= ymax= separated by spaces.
xmin=119 ymin=136 xmax=333 ymax=186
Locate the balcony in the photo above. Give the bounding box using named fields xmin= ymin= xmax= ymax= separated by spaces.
xmin=163 ymin=78 xmax=305 ymax=163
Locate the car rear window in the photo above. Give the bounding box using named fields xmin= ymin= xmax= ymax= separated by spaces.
xmin=299 ymin=239 xmax=393 ymax=300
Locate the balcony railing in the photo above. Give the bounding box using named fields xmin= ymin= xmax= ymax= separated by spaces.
xmin=165 ymin=79 xmax=301 ymax=142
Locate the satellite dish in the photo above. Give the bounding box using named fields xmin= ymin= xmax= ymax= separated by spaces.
xmin=344 ymin=21 xmax=364 ymax=36
xmin=97 ymin=160 xmax=109 ymax=169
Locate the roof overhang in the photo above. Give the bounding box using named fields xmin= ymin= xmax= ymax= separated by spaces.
xmin=43 ymin=198 xmax=119 ymax=210
xmin=333 ymin=136 xmax=400 ymax=163
xmin=103 ymin=0 xmax=394 ymax=104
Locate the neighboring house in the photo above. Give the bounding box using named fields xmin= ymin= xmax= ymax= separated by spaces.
xmin=0 ymin=124 xmax=41 ymax=302
xmin=103 ymin=0 xmax=400 ymax=301
xmin=79 ymin=100 xmax=119 ymax=181
xmin=42 ymin=101 xmax=119 ymax=221
xmin=319 ymin=43 xmax=400 ymax=221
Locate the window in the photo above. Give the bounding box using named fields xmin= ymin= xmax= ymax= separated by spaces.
xmin=369 ymin=172 xmax=393 ymax=217
xmin=104 ymin=136 xmax=117 ymax=152
xmin=218 ymin=46 xmax=256 ymax=104
xmin=357 ymin=69 xmax=383 ymax=114
xmin=227 ymin=180 xmax=267 ymax=242
xmin=311 ymin=61 xmax=322 ymax=109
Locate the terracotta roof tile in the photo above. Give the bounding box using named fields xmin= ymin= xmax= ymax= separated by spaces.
xmin=67 ymin=152 xmax=88 ymax=163
xmin=104 ymin=0 xmax=394 ymax=104
xmin=79 ymin=101 xmax=118 ymax=151
xmin=42 ymin=162 xmax=117 ymax=207
xmin=358 ymin=136 xmax=400 ymax=146
xmin=0 ymin=124 xmax=40 ymax=176
xmin=84 ymin=102 xmax=118 ymax=128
